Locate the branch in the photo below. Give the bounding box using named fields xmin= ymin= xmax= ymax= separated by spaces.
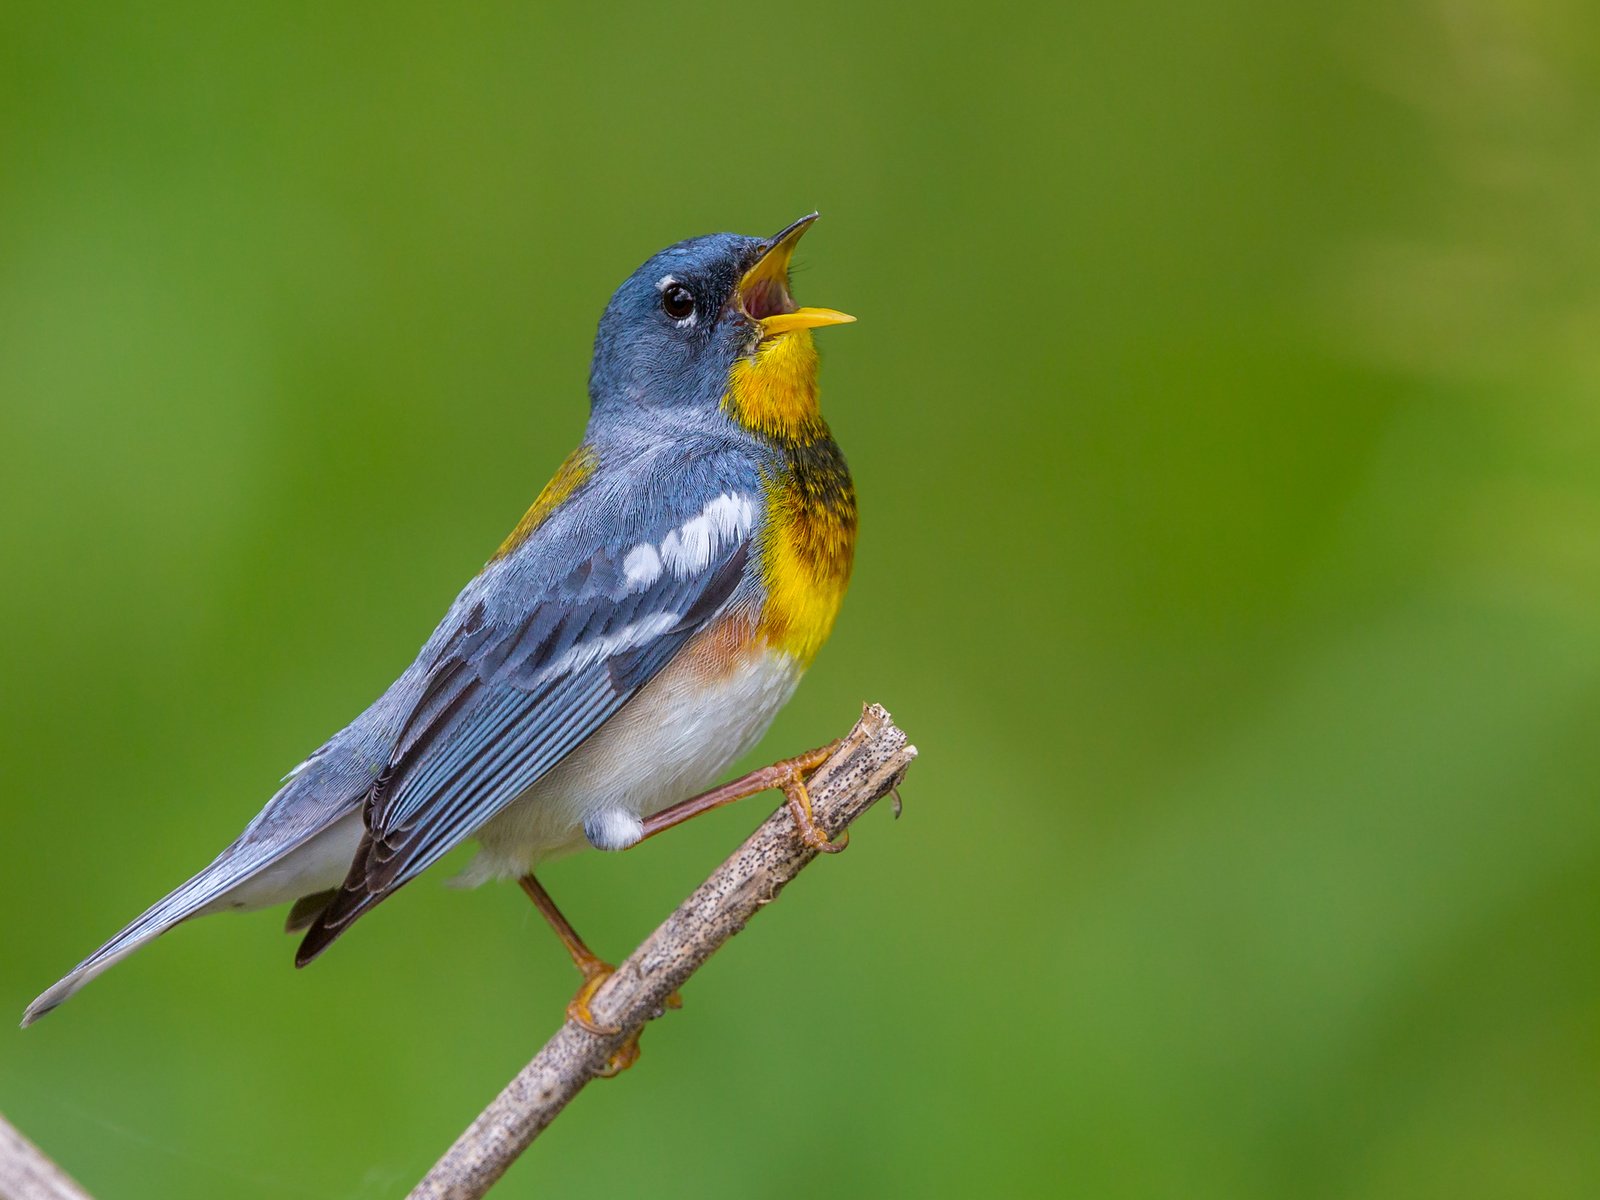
xmin=408 ymin=703 xmax=916 ymax=1200
xmin=0 ymin=1113 xmax=94 ymax=1200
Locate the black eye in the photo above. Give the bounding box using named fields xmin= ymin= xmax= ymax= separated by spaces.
xmin=661 ymin=283 xmax=695 ymax=321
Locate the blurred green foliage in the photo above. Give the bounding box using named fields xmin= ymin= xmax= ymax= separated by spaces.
xmin=3 ymin=2 xmax=1598 ymax=1197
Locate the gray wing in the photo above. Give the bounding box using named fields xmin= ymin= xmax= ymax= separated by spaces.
xmin=295 ymin=489 xmax=758 ymax=963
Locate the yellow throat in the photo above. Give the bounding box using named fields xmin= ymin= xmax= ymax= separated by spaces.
xmin=725 ymin=330 xmax=857 ymax=665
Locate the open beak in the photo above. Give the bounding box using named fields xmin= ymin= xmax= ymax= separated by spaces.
xmin=737 ymin=213 xmax=855 ymax=337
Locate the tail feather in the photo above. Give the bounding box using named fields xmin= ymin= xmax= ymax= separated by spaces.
xmin=21 ymin=866 xmax=226 ymax=1026
xmin=22 ymin=702 xmax=398 ymax=1027
xmin=283 ymin=889 xmax=339 ymax=934
xmin=22 ymin=808 xmax=366 ymax=1026
xmin=293 ymin=834 xmax=382 ymax=967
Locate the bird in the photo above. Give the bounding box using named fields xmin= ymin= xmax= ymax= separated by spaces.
xmin=23 ymin=214 xmax=858 ymax=1049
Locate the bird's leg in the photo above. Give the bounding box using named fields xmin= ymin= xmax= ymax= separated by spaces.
xmin=520 ymin=873 xmax=686 ymax=1077
xmin=637 ymin=739 xmax=848 ymax=854
xmin=516 ymin=742 xmax=843 ymax=1072
xmin=517 ymin=874 xmax=622 ymax=1036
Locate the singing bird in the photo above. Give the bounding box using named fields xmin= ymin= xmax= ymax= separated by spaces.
xmin=24 ymin=215 xmax=858 ymax=1040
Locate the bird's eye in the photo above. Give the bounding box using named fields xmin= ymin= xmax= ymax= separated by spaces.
xmin=661 ymin=284 xmax=695 ymax=321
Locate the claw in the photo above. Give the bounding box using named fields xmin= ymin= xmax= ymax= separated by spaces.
xmin=568 ymin=966 xmax=684 ymax=1076
xmin=567 ymin=961 xmax=622 ymax=1036
xmin=782 ymin=773 xmax=848 ymax=854
xmin=596 ymin=1032 xmax=641 ymax=1077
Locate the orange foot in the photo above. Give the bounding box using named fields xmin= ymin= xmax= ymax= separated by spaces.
xmin=780 ymin=763 xmax=848 ymax=854
xmin=567 ymin=959 xmax=621 ymax=1035
xmin=567 ymin=960 xmax=682 ymax=1077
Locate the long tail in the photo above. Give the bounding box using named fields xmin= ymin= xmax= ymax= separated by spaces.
xmin=21 ymin=861 xmax=233 ymax=1026
xmin=21 ymin=802 xmax=365 ymax=1027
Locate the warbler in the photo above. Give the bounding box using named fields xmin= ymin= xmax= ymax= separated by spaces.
xmin=24 ymin=215 xmax=858 ymax=1038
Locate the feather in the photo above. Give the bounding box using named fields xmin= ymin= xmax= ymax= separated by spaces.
xmin=295 ymin=490 xmax=758 ymax=965
xmin=283 ymin=889 xmax=338 ymax=933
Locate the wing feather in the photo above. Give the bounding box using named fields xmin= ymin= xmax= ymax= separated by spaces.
xmin=295 ymin=499 xmax=753 ymax=964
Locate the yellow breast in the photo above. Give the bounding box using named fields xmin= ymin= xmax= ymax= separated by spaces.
xmin=724 ymin=330 xmax=857 ymax=666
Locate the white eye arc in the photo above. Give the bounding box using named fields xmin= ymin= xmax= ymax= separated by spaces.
xmin=656 ymin=275 xmax=697 ymax=325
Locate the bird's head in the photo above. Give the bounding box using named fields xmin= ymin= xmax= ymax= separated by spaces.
xmin=587 ymin=214 xmax=853 ymax=439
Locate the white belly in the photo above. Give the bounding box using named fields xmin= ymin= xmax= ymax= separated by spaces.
xmin=459 ymin=642 xmax=803 ymax=883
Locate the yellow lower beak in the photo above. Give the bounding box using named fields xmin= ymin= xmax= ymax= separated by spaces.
xmin=760 ymin=307 xmax=856 ymax=336
xmin=739 ymin=213 xmax=855 ymax=336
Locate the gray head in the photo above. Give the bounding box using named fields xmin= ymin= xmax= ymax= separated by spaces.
xmin=585 ymin=214 xmax=853 ymax=420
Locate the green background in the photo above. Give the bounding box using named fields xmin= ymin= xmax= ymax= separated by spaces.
xmin=4 ymin=2 xmax=1597 ymax=1197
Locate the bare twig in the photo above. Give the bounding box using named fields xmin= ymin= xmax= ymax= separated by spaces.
xmin=408 ymin=703 xmax=916 ymax=1200
xmin=0 ymin=1113 xmax=94 ymax=1200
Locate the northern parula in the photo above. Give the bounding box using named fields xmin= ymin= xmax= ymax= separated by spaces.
xmin=24 ymin=214 xmax=857 ymax=1038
